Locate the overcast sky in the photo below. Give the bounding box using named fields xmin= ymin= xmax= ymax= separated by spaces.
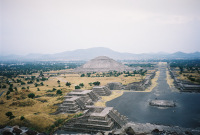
xmin=1 ymin=0 xmax=200 ymax=55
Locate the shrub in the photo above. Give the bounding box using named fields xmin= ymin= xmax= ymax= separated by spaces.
xmin=28 ymin=93 xmax=35 ymax=99
xmin=80 ymin=74 xmax=85 ymax=77
xmin=75 ymin=85 xmax=80 ymax=89
xmin=66 ymin=82 xmax=71 ymax=87
xmin=93 ymin=81 xmax=100 ymax=86
xmin=9 ymin=87 xmax=13 ymax=92
xmin=89 ymin=82 xmax=93 ymax=86
xmin=6 ymin=91 xmax=10 ymax=95
xmin=21 ymin=82 xmax=26 ymax=85
xmin=56 ymin=90 xmax=62 ymax=95
xmin=5 ymin=112 xmax=15 ymax=120
xmin=20 ymin=116 xmax=25 ymax=121
xmin=6 ymin=96 xmax=11 ymax=100
xmin=57 ymin=80 xmax=60 ymax=84
xmin=79 ymin=83 xmax=84 ymax=88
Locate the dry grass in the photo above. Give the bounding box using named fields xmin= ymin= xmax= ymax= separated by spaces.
xmin=0 ymin=70 xmax=144 ymax=131
xmin=94 ymin=91 xmax=124 ymax=107
xmin=0 ymin=85 xmax=70 ymax=132
xmin=47 ymin=73 xmax=143 ymax=90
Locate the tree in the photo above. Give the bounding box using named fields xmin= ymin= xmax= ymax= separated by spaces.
xmin=87 ymin=73 xmax=91 ymax=77
xmin=80 ymin=74 xmax=85 ymax=77
xmin=34 ymin=83 xmax=38 ymax=87
xmin=56 ymin=90 xmax=62 ymax=95
xmin=21 ymin=82 xmax=26 ymax=85
xmin=93 ymin=81 xmax=100 ymax=86
xmin=14 ymin=87 xmax=18 ymax=91
xmin=9 ymin=87 xmax=13 ymax=92
xmin=89 ymin=82 xmax=93 ymax=86
xmin=40 ymin=82 xmax=44 ymax=86
xmin=20 ymin=116 xmax=25 ymax=121
xmin=57 ymin=80 xmax=60 ymax=84
xmin=75 ymin=85 xmax=81 ymax=89
xmin=28 ymin=93 xmax=35 ymax=99
xmin=5 ymin=112 xmax=15 ymax=120
xmin=66 ymin=82 xmax=71 ymax=87
xmin=6 ymin=91 xmax=10 ymax=95
xmin=79 ymin=83 xmax=84 ymax=88
xmin=2 ymin=85 xmax=6 ymax=88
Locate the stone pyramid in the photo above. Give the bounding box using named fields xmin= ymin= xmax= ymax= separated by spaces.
xmin=74 ymin=56 xmax=132 ymax=72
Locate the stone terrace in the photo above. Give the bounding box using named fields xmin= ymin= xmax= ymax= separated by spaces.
xmin=63 ymin=106 xmax=128 ymax=132
xmin=92 ymin=86 xmax=111 ymax=96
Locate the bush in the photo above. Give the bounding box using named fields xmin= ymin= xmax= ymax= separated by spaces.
xmin=93 ymin=81 xmax=100 ymax=86
xmin=5 ymin=112 xmax=15 ymax=120
xmin=56 ymin=90 xmax=62 ymax=95
xmin=28 ymin=93 xmax=35 ymax=99
xmin=57 ymin=80 xmax=60 ymax=84
xmin=6 ymin=91 xmax=10 ymax=95
xmin=6 ymin=96 xmax=11 ymax=100
xmin=66 ymin=82 xmax=71 ymax=87
xmin=79 ymin=83 xmax=84 ymax=88
xmin=20 ymin=116 xmax=25 ymax=121
xmin=9 ymin=87 xmax=13 ymax=92
xmin=75 ymin=85 xmax=81 ymax=89
xmin=80 ymin=74 xmax=85 ymax=77
xmin=21 ymin=82 xmax=26 ymax=85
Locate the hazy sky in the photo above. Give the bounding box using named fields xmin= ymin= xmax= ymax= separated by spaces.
xmin=1 ymin=0 xmax=200 ymax=55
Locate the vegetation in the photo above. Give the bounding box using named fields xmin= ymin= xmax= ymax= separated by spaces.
xmin=66 ymin=82 xmax=71 ymax=87
xmin=93 ymin=81 xmax=100 ymax=86
xmin=28 ymin=93 xmax=35 ymax=99
xmin=5 ymin=112 xmax=15 ymax=120
xmin=170 ymin=59 xmax=200 ymax=84
xmin=56 ymin=90 xmax=62 ymax=95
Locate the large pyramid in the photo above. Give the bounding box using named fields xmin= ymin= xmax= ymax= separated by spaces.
xmin=74 ymin=56 xmax=132 ymax=72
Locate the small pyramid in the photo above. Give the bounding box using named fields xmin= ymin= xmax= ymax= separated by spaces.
xmin=74 ymin=56 xmax=132 ymax=72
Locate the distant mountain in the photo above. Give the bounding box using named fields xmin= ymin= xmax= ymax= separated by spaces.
xmin=0 ymin=47 xmax=200 ymax=61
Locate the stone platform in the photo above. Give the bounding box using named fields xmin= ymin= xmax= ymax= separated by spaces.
xmin=149 ymin=100 xmax=175 ymax=107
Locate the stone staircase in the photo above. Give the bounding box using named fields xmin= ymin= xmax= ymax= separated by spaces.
xmin=75 ymin=98 xmax=86 ymax=110
xmin=93 ymin=86 xmax=111 ymax=96
xmin=87 ymin=91 xmax=100 ymax=102
xmin=108 ymin=109 xmax=128 ymax=128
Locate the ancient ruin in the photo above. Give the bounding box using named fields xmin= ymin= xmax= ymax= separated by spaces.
xmin=124 ymin=70 xmax=157 ymax=91
xmin=92 ymin=86 xmax=112 ymax=96
xmin=168 ymin=67 xmax=200 ymax=92
xmin=74 ymin=56 xmax=132 ymax=72
xmin=63 ymin=106 xmax=128 ymax=132
xmin=60 ymin=89 xmax=100 ymax=113
xmin=149 ymin=100 xmax=175 ymax=107
xmin=106 ymin=82 xmax=123 ymax=90
xmin=59 ymin=85 xmax=128 ymax=133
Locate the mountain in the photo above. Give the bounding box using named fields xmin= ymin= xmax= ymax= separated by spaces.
xmin=0 ymin=47 xmax=200 ymax=61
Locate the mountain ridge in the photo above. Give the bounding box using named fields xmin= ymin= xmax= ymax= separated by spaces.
xmin=1 ymin=47 xmax=200 ymax=61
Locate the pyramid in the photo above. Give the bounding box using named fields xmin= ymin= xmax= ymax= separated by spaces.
xmin=74 ymin=56 xmax=132 ymax=72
